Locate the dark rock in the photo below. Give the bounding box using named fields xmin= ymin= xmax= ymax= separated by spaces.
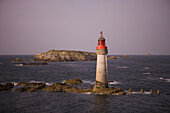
xmin=17 ymin=82 xmax=46 ymax=87
xmin=22 ymin=58 xmax=28 ymax=60
xmin=41 ymin=83 xmax=92 ymax=94
xmin=64 ymin=79 xmax=83 ymax=85
xmin=108 ymin=56 xmax=117 ymax=60
xmin=14 ymin=82 xmax=46 ymax=92
xmin=11 ymin=58 xmax=22 ymax=63
xmin=42 ymin=83 xmax=70 ymax=92
xmin=0 ymin=83 xmax=14 ymax=91
xmin=14 ymin=87 xmax=37 ymax=92
xmin=120 ymin=54 xmax=128 ymax=57
xmin=17 ymin=62 xmax=48 ymax=66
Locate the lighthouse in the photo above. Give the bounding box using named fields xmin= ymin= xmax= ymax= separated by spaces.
xmin=93 ymin=31 xmax=108 ymax=91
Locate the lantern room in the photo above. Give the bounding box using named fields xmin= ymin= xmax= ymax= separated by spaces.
xmin=96 ymin=32 xmax=107 ymax=50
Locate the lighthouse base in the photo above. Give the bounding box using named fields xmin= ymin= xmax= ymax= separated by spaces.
xmin=93 ymin=81 xmax=108 ymax=91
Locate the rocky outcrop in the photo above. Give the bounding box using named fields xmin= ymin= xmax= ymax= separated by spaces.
xmin=41 ymin=83 xmax=92 ymax=93
xmin=1 ymin=79 xmax=126 ymax=95
xmin=64 ymin=79 xmax=83 ymax=85
xmin=11 ymin=58 xmax=22 ymax=63
xmin=107 ymin=56 xmax=117 ymax=60
xmin=14 ymin=82 xmax=46 ymax=92
xmin=34 ymin=50 xmax=97 ymax=62
xmin=0 ymin=83 xmax=14 ymax=91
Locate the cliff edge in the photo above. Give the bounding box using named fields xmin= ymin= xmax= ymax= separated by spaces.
xmin=34 ymin=50 xmax=97 ymax=62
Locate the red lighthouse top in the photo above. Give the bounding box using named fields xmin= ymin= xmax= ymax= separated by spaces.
xmin=96 ymin=31 xmax=107 ymax=50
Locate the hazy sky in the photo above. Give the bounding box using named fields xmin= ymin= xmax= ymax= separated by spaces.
xmin=0 ymin=0 xmax=170 ymax=55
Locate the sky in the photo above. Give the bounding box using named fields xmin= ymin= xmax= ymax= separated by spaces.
xmin=0 ymin=0 xmax=170 ymax=55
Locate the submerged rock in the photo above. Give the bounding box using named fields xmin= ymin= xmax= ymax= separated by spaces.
xmin=16 ymin=62 xmax=48 ymax=66
xmin=64 ymin=79 xmax=83 ymax=85
xmin=34 ymin=50 xmax=97 ymax=62
xmin=0 ymin=83 xmax=14 ymax=91
xmin=93 ymin=87 xmax=126 ymax=95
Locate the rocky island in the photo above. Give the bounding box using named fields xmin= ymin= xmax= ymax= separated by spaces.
xmin=34 ymin=50 xmax=97 ymax=62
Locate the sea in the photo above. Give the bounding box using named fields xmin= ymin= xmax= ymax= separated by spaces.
xmin=0 ymin=55 xmax=170 ymax=113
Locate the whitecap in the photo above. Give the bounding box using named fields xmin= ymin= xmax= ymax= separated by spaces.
xmin=15 ymin=64 xmax=23 ymax=66
xmin=144 ymin=67 xmax=150 ymax=70
xmin=82 ymin=80 xmax=95 ymax=85
xmin=159 ymin=77 xmax=170 ymax=82
xmin=159 ymin=77 xmax=164 ymax=80
xmin=45 ymin=82 xmax=53 ymax=86
xmin=83 ymin=92 xmax=92 ymax=95
xmin=165 ymin=78 xmax=170 ymax=83
xmin=61 ymin=80 xmax=65 ymax=83
xmin=144 ymin=92 xmax=150 ymax=94
xmin=29 ymin=81 xmax=41 ymax=83
xmin=116 ymin=66 xmax=128 ymax=69
xmin=143 ymin=72 xmax=150 ymax=75
xmin=29 ymin=81 xmax=53 ymax=85
xmin=109 ymin=81 xmax=120 ymax=85
xmin=126 ymin=91 xmax=150 ymax=95
xmin=12 ymin=82 xmax=18 ymax=86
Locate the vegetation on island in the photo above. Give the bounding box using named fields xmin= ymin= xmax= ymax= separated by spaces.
xmin=34 ymin=50 xmax=97 ymax=62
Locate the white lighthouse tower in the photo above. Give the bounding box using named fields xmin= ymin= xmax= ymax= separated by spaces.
xmin=93 ymin=31 xmax=108 ymax=91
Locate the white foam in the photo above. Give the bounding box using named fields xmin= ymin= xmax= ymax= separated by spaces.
xmin=144 ymin=92 xmax=150 ymax=94
xmin=159 ymin=77 xmax=164 ymax=80
xmin=29 ymin=81 xmax=53 ymax=86
xmin=126 ymin=91 xmax=150 ymax=95
xmin=165 ymin=78 xmax=170 ymax=83
xmin=159 ymin=77 xmax=170 ymax=82
xmin=117 ymin=66 xmax=128 ymax=69
xmin=45 ymin=82 xmax=53 ymax=86
xmin=83 ymin=92 xmax=92 ymax=95
xmin=109 ymin=81 xmax=120 ymax=85
xmin=83 ymin=80 xmax=95 ymax=85
xmin=29 ymin=81 xmax=42 ymax=83
xmin=61 ymin=80 xmax=65 ymax=83
xmin=144 ymin=67 xmax=150 ymax=70
xmin=12 ymin=82 xmax=18 ymax=86
xmin=143 ymin=72 xmax=150 ymax=75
